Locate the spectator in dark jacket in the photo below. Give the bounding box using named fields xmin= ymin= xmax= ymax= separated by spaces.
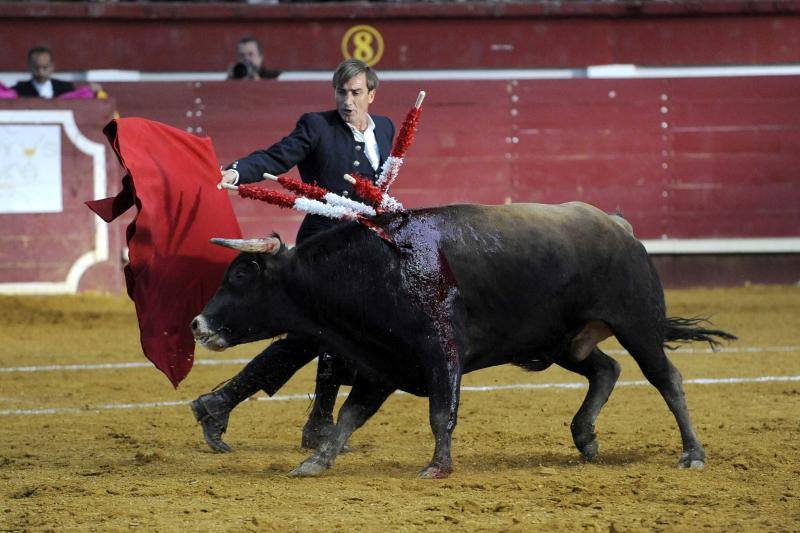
xmin=14 ymin=46 xmax=75 ymax=98
xmin=227 ymin=36 xmax=281 ymax=80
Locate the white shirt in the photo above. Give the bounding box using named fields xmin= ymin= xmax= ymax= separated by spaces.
xmin=32 ymin=79 xmax=54 ymax=99
xmin=345 ymin=114 xmax=380 ymax=171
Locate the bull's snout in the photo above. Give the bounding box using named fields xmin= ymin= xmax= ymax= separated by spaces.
xmin=191 ymin=314 xmax=209 ymax=340
xmin=191 ymin=314 xmax=228 ymax=351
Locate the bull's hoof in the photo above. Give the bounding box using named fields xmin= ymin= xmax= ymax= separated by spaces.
xmin=684 ymin=460 xmax=705 ymax=470
xmin=678 ymin=449 xmax=706 ymax=469
xmin=418 ymin=465 xmax=452 ymax=479
xmin=571 ymin=424 xmax=598 ymax=462
xmin=190 ymin=393 xmax=232 ymax=453
xmin=578 ymin=439 xmax=599 ymax=462
xmin=289 ymin=459 xmax=328 ymax=478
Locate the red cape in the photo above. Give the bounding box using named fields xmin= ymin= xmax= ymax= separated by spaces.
xmin=87 ymin=118 xmax=241 ymax=387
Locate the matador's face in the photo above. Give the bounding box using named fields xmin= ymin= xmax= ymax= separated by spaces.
xmin=335 ymin=72 xmax=375 ymax=132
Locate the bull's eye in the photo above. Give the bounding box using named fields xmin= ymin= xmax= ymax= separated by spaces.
xmin=228 ymin=260 xmax=260 ymax=287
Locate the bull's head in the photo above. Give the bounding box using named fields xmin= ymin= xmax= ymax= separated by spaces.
xmin=191 ymin=236 xmax=289 ymax=351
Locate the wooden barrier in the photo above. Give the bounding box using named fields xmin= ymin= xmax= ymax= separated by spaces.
xmin=2 ymin=74 xmax=799 ymax=291
xmin=0 ymin=100 xmax=123 ymax=293
xmin=106 ymin=77 xmax=800 ymax=243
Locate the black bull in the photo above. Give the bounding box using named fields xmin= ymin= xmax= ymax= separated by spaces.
xmin=191 ymin=202 xmax=735 ymax=478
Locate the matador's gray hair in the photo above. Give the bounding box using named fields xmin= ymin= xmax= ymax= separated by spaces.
xmin=332 ymin=59 xmax=379 ymax=91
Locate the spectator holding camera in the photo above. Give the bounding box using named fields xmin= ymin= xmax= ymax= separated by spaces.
xmin=228 ymin=36 xmax=281 ymax=80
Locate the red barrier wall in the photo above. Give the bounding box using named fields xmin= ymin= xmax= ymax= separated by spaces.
xmin=3 ymin=4 xmax=799 ymax=292
xmin=104 ymin=77 xmax=800 ymax=245
xmin=1 ymin=2 xmax=799 ymax=72
xmin=2 ymin=75 xmax=799 ymax=291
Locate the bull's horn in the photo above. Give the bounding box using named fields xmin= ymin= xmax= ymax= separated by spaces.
xmin=210 ymin=237 xmax=281 ymax=254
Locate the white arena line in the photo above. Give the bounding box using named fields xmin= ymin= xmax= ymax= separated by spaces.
xmin=605 ymin=345 xmax=800 ymax=356
xmin=0 ymin=346 xmax=797 ymax=375
xmin=0 ymin=375 xmax=798 ymax=417
xmin=0 ymin=358 xmax=253 ymax=373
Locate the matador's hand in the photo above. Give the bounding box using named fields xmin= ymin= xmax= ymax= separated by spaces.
xmin=217 ymin=168 xmax=239 ymax=190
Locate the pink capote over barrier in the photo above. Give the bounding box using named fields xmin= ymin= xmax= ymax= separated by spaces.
xmin=86 ymin=118 xmax=241 ymax=387
xmin=0 ymin=83 xmax=17 ymax=99
xmin=58 ymin=86 xmax=96 ymax=100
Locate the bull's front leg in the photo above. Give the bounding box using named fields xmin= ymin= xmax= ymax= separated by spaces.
xmin=419 ymin=355 xmax=462 ymax=479
xmin=290 ymin=376 xmax=393 ymax=477
xmin=301 ymin=352 xmax=355 ymax=451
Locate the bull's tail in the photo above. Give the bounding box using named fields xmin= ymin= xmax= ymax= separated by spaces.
xmin=661 ymin=316 xmax=737 ymax=350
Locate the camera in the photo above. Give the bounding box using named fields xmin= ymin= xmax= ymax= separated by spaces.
xmin=231 ymin=61 xmax=255 ymax=80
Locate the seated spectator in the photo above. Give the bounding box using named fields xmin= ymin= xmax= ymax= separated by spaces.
xmin=227 ymin=36 xmax=281 ymax=80
xmin=14 ymin=46 xmax=75 ymax=99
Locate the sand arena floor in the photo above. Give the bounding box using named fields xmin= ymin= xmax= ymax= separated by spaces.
xmin=0 ymin=285 xmax=798 ymax=531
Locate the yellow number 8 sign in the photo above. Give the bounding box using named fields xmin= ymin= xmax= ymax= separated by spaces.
xmin=341 ymin=25 xmax=384 ymax=67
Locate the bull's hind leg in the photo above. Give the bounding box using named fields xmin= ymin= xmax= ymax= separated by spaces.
xmin=556 ymin=348 xmax=621 ymax=461
xmin=290 ymin=376 xmax=393 ymax=477
xmin=418 ymin=350 xmax=462 ymax=479
xmin=419 ymin=376 xmax=461 ymax=478
xmin=615 ymin=333 xmax=705 ymax=469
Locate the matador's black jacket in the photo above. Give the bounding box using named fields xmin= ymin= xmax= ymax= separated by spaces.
xmin=227 ymin=110 xmax=395 ymax=242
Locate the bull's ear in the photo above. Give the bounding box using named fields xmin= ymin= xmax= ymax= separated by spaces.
xmin=210 ymin=237 xmax=282 ymax=255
